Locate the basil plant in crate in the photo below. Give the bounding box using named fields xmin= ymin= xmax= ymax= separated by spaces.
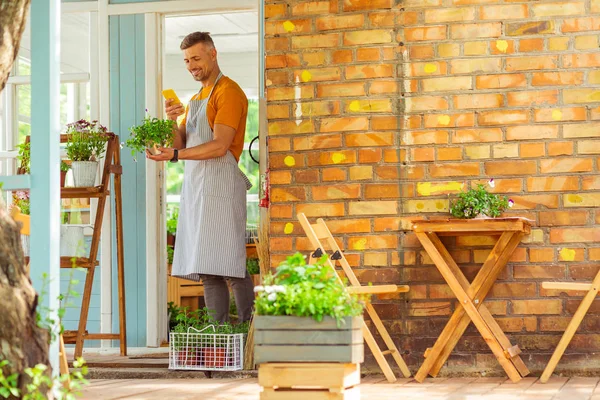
xmin=254 ymin=252 xmax=368 ymax=364
xmin=125 ymin=112 xmax=175 ymax=158
xmin=449 ymin=179 xmax=514 ymax=219
xmin=65 ymin=119 xmax=109 ymax=187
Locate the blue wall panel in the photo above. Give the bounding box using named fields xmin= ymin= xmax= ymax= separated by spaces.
xmin=109 ymin=14 xmax=147 ymax=348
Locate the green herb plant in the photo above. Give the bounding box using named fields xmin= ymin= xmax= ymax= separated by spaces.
xmin=167 ymin=245 xmax=174 ymax=265
xmin=65 ymin=119 xmax=109 ymax=162
xmin=254 ymin=253 xmax=367 ymax=325
xmin=166 ymin=208 xmax=178 ymax=236
xmin=449 ymin=179 xmax=512 ymax=219
xmin=17 ymin=141 xmax=30 ymax=174
xmin=60 ymin=161 xmax=71 ymax=173
xmin=125 ymin=111 xmax=175 ymax=157
xmin=246 ymin=258 xmax=259 ymax=275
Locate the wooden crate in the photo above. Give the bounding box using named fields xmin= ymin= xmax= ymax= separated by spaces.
xmin=259 ymin=363 xmax=360 ymax=400
xmin=254 ymin=316 xmax=363 ymax=364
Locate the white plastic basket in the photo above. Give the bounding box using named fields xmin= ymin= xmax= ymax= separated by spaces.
xmin=169 ymin=325 xmax=244 ymax=371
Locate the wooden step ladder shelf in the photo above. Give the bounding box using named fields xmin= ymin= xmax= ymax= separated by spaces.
xmin=21 ymin=133 xmax=127 ymax=358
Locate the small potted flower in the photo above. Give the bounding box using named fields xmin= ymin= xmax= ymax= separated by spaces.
xmin=449 ymin=179 xmax=513 ymax=219
xmin=125 ymin=110 xmax=175 ymax=157
xmin=65 ymin=119 xmax=109 ymax=187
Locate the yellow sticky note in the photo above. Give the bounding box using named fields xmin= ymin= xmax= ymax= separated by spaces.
xmin=496 ymin=40 xmax=509 ymax=53
xmin=283 ymin=21 xmax=295 ymax=32
xmin=284 ymin=223 xmax=294 ymax=234
xmin=552 ymin=110 xmax=562 ymax=121
xmin=284 ymin=156 xmax=296 ymax=167
xmin=331 ymin=153 xmax=346 ymax=164
xmin=438 ymin=115 xmax=451 ymax=126
xmin=424 ymin=63 xmax=437 ymax=74
xmin=349 ymin=101 xmax=361 ymax=112
xmin=353 ymin=238 xmax=367 ymax=251
xmin=300 ymin=70 xmax=312 ymax=82
xmin=560 ymin=248 xmax=576 ymax=261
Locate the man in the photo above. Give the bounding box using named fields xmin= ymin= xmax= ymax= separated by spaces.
xmin=147 ymin=32 xmax=254 ymax=323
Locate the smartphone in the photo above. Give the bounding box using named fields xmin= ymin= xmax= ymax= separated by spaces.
xmin=162 ymin=89 xmax=181 ymax=105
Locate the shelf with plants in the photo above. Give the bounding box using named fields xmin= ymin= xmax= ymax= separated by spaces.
xmin=15 ymin=119 xmax=127 ymax=359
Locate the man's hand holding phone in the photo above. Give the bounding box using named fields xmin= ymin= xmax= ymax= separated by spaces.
xmin=162 ymin=89 xmax=185 ymax=121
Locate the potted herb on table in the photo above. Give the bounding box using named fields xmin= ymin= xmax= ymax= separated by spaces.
xmin=449 ymin=179 xmax=514 ymax=219
xmin=253 ymin=252 xmax=368 ymax=364
xmin=65 ymin=119 xmax=109 ymax=187
xmin=125 ymin=112 xmax=175 ymax=157
xmin=60 ymin=161 xmax=71 ymax=188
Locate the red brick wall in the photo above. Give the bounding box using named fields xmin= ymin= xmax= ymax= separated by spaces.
xmin=265 ymin=0 xmax=600 ymax=375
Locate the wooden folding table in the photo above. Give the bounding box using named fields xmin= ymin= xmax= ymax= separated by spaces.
xmin=412 ymin=218 xmax=531 ymax=383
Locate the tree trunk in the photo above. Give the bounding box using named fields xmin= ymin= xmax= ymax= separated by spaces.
xmin=0 ymin=0 xmax=31 ymax=92
xmin=0 ymin=198 xmax=51 ymax=398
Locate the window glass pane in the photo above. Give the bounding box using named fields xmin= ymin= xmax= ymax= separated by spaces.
xmin=16 ymin=12 xmax=90 ymax=75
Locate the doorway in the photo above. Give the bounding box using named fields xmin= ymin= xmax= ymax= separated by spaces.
xmin=161 ymin=11 xmax=261 ymax=326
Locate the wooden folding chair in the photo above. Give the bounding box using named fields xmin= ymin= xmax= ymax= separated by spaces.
xmin=540 ymin=271 xmax=600 ymax=383
xmin=298 ymin=213 xmax=411 ymax=382
xmin=10 ymin=206 xmax=70 ymax=387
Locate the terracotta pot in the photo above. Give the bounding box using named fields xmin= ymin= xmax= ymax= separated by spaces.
xmin=167 ymin=233 xmax=176 ymax=247
xmin=251 ymin=274 xmax=261 ymax=287
xmin=60 ymin=170 xmax=67 ymax=187
xmin=177 ymin=348 xmax=198 ymax=367
xmin=203 ymin=347 xmax=226 ymax=368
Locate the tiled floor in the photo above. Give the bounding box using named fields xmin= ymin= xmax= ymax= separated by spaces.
xmin=80 ymin=376 xmax=600 ymax=400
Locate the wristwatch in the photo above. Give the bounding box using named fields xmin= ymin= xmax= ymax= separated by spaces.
xmin=170 ymin=149 xmax=179 ymax=163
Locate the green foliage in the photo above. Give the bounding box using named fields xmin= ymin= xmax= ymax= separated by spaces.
xmin=246 ymin=258 xmax=259 ymax=275
xmin=170 ymin=306 xmax=250 ymax=337
xmin=60 ymin=161 xmax=71 ymax=173
xmin=449 ymin=182 xmax=510 ymax=219
xmin=167 ymin=245 xmax=174 ymax=265
xmin=12 ymin=191 xmax=30 ymax=215
xmin=65 ymin=120 xmax=109 ymax=162
xmin=0 ymin=360 xmax=20 ymax=398
xmin=17 ymin=141 xmax=30 ymax=174
xmin=166 ymin=208 xmax=178 ymax=236
xmin=125 ymin=114 xmax=175 ymax=157
xmin=254 ymin=253 xmax=367 ymax=325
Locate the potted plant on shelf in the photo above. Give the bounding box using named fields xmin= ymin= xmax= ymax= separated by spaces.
xmin=449 ymin=179 xmax=514 ymax=219
xmin=125 ymin=111 xmax=175 ymax=157
xmin=246 ymin=257 xmax=260 ymax=286
xmin=16 ymin=141 xmax=30 ymax=174
xmin=60 ymin=160 xmax=71 ymax=188
xmin=65 ymin=119 xmax=109 ymax=187
xmin=253 ymin=252 xmax=367 ymax=364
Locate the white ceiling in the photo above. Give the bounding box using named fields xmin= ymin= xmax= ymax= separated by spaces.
xmin=164 ymin=12 xmax=258 ymax=55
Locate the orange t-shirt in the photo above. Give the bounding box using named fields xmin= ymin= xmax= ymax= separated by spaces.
xmin=181 ymin=76 xmax=248 ymax=161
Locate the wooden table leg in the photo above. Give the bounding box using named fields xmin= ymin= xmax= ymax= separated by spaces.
xmin=74 ymin=265 xmax=95 ymax=358
xmin=414 ymin=232 xmax=522 ymax=383
xmin=428 ymin=232 xmax=529 ymax=378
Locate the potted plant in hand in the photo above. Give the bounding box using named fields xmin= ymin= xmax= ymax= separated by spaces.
xmin=254 ymin=252 xmax=367 ymax=364
xmin=449 ymin=179 xmax=513 ymax=219
xmin=65 ymin=119 xmax=109 ymax=187
xmin=125 ymin=111 xmax=175 ymax=157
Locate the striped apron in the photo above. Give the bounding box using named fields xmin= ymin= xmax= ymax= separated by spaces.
xmin=171 ymin=73 xmax=252 ymax=280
